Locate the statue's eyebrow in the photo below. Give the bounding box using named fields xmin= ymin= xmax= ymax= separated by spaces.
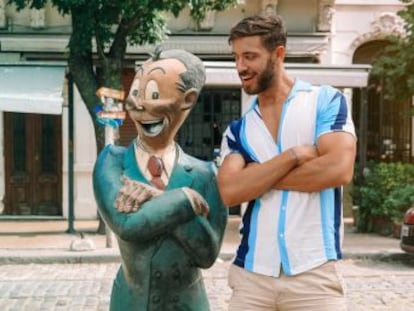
xmin=148 ymin=67 xmax=166 ymax=75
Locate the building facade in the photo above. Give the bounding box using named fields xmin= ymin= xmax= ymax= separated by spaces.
xmin=0 ymin=0 xmax=411 ymax=219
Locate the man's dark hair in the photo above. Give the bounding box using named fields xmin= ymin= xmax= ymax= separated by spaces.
xmin=228 ymin=14 xmax=287 ymax=52
xmin=152 ymin=47 xmax=206 ymax=94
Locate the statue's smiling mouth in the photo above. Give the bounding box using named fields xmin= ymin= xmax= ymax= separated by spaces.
xmin=140 ymin=119 xmax=165 ymax=137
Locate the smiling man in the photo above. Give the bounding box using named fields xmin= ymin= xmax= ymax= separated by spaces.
xmin=217 ymin=14 xmax=356 ymax=311
xmin=93 ymin=48 xmax=227 ymax=311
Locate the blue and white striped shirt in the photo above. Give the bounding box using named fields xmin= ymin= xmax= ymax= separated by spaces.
xmin=220 ymin=80 xmax=355 ymax=277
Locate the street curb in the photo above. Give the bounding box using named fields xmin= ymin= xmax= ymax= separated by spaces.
xmin=0 ymin=249 xmax=409 ymax=265
xmin=0 ymin=249 xmax=237 ymax=265
xmin=343 ymin=251 xmax=413 ymax=262
xmin=0 ymin=249 xmax=120 ymax=264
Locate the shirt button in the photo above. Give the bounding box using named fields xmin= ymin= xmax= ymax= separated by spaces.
xmin=280 ymin=233 xmax=284 ymax=238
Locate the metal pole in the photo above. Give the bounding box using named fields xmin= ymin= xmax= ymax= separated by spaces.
xmin=105 ymin=125 xmax=116 ymax=248
xmin=358 ymin=87 xmax=368 ymax=191
xmin=67 ymin=73 xmax=75 ymax=233
xmin=379 ymin=76 xmax=384 ymax=159
xmin=96 ymin=87 xmax=125 ymax=248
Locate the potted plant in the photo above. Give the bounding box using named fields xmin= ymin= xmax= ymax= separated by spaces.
xmin=357 ymin=162 xmax=414 ymax=235
xmin=383 ymin=184 xmax=414 ymax=238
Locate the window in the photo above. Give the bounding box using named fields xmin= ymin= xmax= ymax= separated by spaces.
xmin=177 ymin=88 xmax=241 ymax=161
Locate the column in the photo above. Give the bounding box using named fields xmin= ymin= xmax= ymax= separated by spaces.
xmin=261 ymin=0 xmax=278 ymax=15
xmin=30 ymin=8 xmax=45 ymax=29
xmin=0 ymin=0 xmax=6 ymax=28
xmin=317 ymin=0 xmax=335 ymax=32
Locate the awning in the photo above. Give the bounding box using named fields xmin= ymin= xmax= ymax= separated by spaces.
xmin=0 ymin=64 xmax=66 ymax=115
xmin=127 ymin=34 xmax=329 ymax=57
xmin=204 ymin=62 xmax=371 ymax=88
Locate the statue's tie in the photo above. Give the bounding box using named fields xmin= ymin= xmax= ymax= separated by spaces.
xmin=147 ymin=155 xmax=166 ymax=190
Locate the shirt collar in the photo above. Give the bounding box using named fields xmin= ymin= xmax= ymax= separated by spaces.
xmin=286 ymin=79 xmax=312 ymax=102
xmin=250 ymin=79 xmax=312 ymax=112
xmin=134 ymin=138 xmax=176 ymax=183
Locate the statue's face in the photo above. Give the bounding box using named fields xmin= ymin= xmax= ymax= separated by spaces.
xmin=126 ymin=58 xmax=193 ymax=148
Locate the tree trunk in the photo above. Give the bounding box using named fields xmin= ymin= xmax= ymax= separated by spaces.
xmin=69 ymin=7 xmax=127 ymax=235
xmin=69 ymin=7 xmax=105 ymax=234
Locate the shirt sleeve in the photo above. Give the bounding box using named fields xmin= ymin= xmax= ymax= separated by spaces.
xmin=315 ymin=85 xmax=356 ymax=139
xmin=219 ymin=126 xmax=238 ymax=165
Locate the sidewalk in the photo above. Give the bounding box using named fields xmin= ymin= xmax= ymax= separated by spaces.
xmin=0 ymin=217 xmax=404 ymax=264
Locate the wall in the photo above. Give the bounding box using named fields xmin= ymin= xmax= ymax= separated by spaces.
xmin=332 ymin=1 xmax=404 ymax=65
xmin=73 ymin=88 xmax=98 ymax=219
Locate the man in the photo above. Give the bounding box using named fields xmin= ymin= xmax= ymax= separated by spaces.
xmin=93 ymin=48 xmax=227 ymax=311
xmin=217 ymin=14 xmax=356 ymax=311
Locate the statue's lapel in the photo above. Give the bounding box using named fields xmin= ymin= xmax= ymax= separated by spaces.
xmin=167 ymin=146 xmax=194 ymax=189
xmin=122 ymin=142 xmax=194 ymax=188
xmin=123 ymin=142 xmax=147 ymax=182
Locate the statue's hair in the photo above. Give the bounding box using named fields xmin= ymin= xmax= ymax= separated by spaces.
xmin=152 ymin=46 xmax=206 ymax=94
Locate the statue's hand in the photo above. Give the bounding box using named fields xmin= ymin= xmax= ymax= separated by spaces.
xmin=115 ymin=176 xmax=163 ymax=213
xmin=182 ymin=187 xmax=210 ymax=217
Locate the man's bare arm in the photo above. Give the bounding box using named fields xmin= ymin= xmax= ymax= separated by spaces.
xmin=274 ymin=132 xmax=356 ymax=192
xmin=217 ymin=146 xmax=317 ymax=207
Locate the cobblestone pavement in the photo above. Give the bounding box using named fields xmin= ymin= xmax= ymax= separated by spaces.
xmin=0 ymin=256 xmax=413 ymax=311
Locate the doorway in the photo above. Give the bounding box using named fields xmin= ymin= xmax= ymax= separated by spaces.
xmin=177 ymin=88 xmax=241 ymax=161
xmin=3 ymin=112 xmax=62 ymax=216
xmin=353 ymin=41 xmax=412 ymax=162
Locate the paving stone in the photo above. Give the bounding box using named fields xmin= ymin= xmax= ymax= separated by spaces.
xmin=0 ymin=259 xmax=413 ymax=310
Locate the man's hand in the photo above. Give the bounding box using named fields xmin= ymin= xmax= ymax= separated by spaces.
xmin=290 ymin=145 xmax=319 ymax=166
xmin=182 ymin=187 xmax=210 ymax=217
xmin=274 ymin=133 xmax=356 ymax=192
xmin=246 ymin=145 xmax=317 ymax=169
xmin=115 ymin=176 xmax=163 ymax=213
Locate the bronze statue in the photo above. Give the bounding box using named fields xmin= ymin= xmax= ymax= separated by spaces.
xmin=93 ymin=48 xmax=227 ymax=311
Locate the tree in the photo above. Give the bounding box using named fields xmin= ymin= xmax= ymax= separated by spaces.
xmin=8 ymin=0 xmax=238 ymax=232
xmin=371 ymin=0 xmax=414 ymax=106
xmin=8 ymin=0 xmax=238 ymax=149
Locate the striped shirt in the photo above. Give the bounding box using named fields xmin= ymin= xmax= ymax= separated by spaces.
xmin=220 ymin=80 xmax=356 ymax=277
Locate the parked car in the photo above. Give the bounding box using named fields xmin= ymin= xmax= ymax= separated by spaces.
xmin=401 ymin=207 xmax=414 ymax=254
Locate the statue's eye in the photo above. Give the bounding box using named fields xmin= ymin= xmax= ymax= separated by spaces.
xmin=145 ymin=80 xmax=160 ymax=100
xmin=130 ymin=79 xmax=140 ymax=97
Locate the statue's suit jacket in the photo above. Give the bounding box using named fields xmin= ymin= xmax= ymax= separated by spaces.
xmin=93 ymin=142 xmax=228 ymax=311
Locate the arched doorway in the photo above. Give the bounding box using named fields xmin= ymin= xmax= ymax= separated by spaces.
xmin=353 ymin=41 xmax=412 ymax=162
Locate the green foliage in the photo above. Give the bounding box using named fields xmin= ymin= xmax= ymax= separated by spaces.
xmin=6 ymin=0 xmax=239 ymax=144
xmin=9 ymin=1 xmax=153 ymax=51
xmin=8 ymin=0 xmax=239 ymax=51
xmin=383 ymin=184 xmax=414 ymax=220
xmin=371 ymin=0 xmax=414 ymax=103
xmin=356 ymin=162 xmax=414 ymax=232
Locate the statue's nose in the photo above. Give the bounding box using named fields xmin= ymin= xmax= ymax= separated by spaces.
xmin=125 ymin=96 xmax=144 ymax=111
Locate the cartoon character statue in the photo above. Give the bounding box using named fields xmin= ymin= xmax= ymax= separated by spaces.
xmin=93 ymin=48 xmax=228 ymax=311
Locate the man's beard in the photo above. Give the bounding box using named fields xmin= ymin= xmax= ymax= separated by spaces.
xmin=243 ymin=57 xmax=275 ymax=95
